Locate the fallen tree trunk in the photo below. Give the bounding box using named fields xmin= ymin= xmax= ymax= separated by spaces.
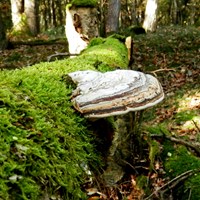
xmin=0 ymin=36 xmax=128 ymax=199
xmin=9 ymin=38 xmax=68 ymax=47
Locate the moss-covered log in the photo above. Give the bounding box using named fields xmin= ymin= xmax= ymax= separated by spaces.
xmin=0 ymin=38 xmax=128 ymax=199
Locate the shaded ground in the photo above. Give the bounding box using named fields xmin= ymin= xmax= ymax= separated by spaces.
xmin=1 ymin=26 xmax=200 ymax=199
xmin=0 ymin=39 xmax=68 ymax=70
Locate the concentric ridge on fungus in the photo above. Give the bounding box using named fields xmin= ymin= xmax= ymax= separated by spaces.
xmin=68 ymin=70 xmax=164 ymax=118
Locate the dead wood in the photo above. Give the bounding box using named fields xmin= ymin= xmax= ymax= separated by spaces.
xmin=10 ymin=39 xmax=67 ymax=47
xmin=148 ymin=68 xmax=176 ymax=77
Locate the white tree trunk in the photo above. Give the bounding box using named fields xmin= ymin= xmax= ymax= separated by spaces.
xmin=10 ymin=0 xmax=22 ymax=31
xmin=143 ymin=0 xmax=158 ymax=32
xmin=65 ymin=6 xmax=87 ymax=56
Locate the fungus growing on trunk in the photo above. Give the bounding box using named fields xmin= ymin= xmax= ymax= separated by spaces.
xmin=68 ymin=69 xmax=164 ymax=118
xmin=68 ymin=69 xmax=164 ymax=185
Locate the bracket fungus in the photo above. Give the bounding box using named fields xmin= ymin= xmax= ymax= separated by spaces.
xmin=68 ymin=69 xmax=164 ymax=118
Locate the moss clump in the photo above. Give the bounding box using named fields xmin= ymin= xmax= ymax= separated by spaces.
xmin=82 ymin=38 xmax=128 ymax=69
xmin=0 ymin=62 xmax=95 ymax=199
xmin=71 ymin=0 xmax=98 ymax=7
xmin=87 ymin=37 xmax=105 ymax=48
xmin=163 ymin=146 xmax=200 ymax=199
xmin=0 ymin=37 xmax=128 ymax=199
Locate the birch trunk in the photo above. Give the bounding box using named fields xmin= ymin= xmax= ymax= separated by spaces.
xmin=143 ymin=0 xmax=158 ymax=32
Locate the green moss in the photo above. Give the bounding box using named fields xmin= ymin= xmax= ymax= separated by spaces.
xmin=183 ymin=175 xmax=200 ymax=200
xmin=175 ymin=110 xmax=197 ymax=124
xmin=82 ymin=38 xmax=128 ymax=69
xmin=165 ymin=146 xmax=200 ymax=177
xmin=149 ymin=140 xmax=160 ymax=171
xmin=87 ymin=37 xmax=105 ymax=48
xmin=163 ymin=146 xmax=200 ymax=200
xmin=0 ymin=64 xmax=93 ymax=199
xmin=136 ymin=175 xmax=151 ymax=195
xmin=0 ymin=37 xmax=128 ymax=199
xmin=71 ymin=0 xmax=97 ymax=7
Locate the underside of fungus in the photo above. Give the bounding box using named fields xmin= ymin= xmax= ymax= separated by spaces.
xmin=68 ymin=70 xmax=164 ymax=118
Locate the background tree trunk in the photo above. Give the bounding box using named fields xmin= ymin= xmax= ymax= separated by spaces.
xmin=24 ymin=0 xmax=39 ymax=36
xmin=143 ymin=0 xmax=158 ymax=32
xmin=171 ymin=0 xmax=178 ymax=24
xmin=10 ymin=0 xmax=39 ymax=35
xmin=10 ymin=0 xmax=23 ymax=31
xmin=106 ymin=0 xmax=121 ymax=35
xmin=0 ymin=11 xmax=7 ymax=50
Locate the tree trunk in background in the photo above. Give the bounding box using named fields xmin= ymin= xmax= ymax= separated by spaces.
xmin=70 ymin=7 xmax=99 ymax=39
xmin=10 ymin=0 xmax=24 ymax=31
xmin=0 ymin=11 xmax=7 ymax=50
xmin=189 ymin=0 xmax=196 ymax=25
xmin=52 ymin=0 xmax=57 ymax=27
xmin=106 ymin=0 xmax=121 ymax=35
xmin=143 ymin=0 xmax=158 ymax=32
xmin=11 ymin=0 xmax=39 ymax=35
xmin=170 ymin=0 xmax=178 ymax=24
xmin=131 ymin=0 xmax=138 ymax=25
xmin=24 ymin=0 xmax=39 ymax=36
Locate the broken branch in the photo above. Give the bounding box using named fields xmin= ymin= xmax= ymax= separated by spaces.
xmin=47 ymin=52 xmax=79 ymax=62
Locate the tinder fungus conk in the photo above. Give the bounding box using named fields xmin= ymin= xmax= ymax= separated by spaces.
xmin=68 ymin=70 xmax=164 ymax=118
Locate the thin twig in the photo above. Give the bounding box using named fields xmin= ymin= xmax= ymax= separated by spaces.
xmin=192 ymin=120 xmax=200 ymax=133
xmin=47 ymin=52 xmax=79 ymax=61
xmin=150 ymin=68 xmax=176 ymax=73
xmin=148 ymin=68 xmax=176 ymax=77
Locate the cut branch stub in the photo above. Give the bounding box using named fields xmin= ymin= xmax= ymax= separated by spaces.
xmin=68 ymin=70 xmax=164 ymax=118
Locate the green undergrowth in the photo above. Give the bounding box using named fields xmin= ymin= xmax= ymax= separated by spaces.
xmin=143 ymin=89 xmax=200 ymax=199
xmin=163 ymin=145 xmax=200 ymax=200
xmin=0 ymin=38 xmax=128 ymax=199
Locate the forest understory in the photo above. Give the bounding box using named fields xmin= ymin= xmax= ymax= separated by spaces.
xmin=0 ymin=26 xmax=200 ymax=199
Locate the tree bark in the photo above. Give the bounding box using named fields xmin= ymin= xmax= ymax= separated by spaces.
xmin=170 ymin=0 xmax=178 ymax=24
xmin=106 ymin=0 xmax=121 ymax=35
xmin=10 ymin=0 xmax=24 ymax=31
xmin=143 ymin=0 xmax=158 ymax=32
xmin=0 ymin=10 xmax=7 ymax=50
xmin=24 ymin=0 xmax=39 ymax=36
xmin=10 ymin=0 xmax=39 ymax=35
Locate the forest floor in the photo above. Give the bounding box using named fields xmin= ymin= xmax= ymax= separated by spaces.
xmin=0 ymin=26 xmax=200 ymax=199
